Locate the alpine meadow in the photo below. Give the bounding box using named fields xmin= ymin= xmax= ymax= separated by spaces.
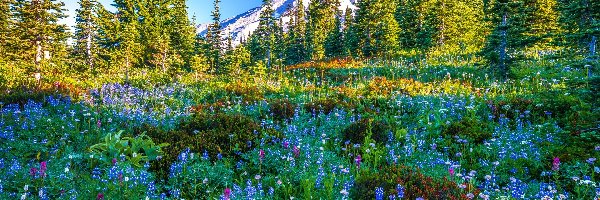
xmin=1 ymin=0 xmax=600 ymax=199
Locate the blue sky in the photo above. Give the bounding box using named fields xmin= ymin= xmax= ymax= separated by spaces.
xmin=60 ymin=0 xmax=263 ymax=30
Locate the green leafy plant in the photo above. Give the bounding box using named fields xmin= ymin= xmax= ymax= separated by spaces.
xmin=342 ymin=118 xmax=390 ymax=145
xmin=89 ymin=130 xmax=168 ymax=167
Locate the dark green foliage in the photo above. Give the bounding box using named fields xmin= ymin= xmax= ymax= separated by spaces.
xmin=249 ymin=0 xmax=276 ymax=68
xmin=207 ymin=0 xmax=223 ymax=73
xmin=269 ymin=99 xmax=296 ymax=121
xmin=0 ymin=0 xmax=14 ymax=60
xmin=324 ymin=12 xmax=344 ymax=58
xmin=482 ymin=0 xmax=560 ymax=78
xmin=304 ymin=99 xmax=337 ymax=115
xmin=558 ymin=0 xmax=600 ymax=57
xmin=354 ymin=0 xmax=399 ymax=57
xmin=442 ymin=117 xmax=492 ymax=144
xmin=306 ymin=0 xmax=339 ymax=60
xmin=342 ymin=118 xmax=390 ymax=145
xmin=536 ymin=91 xmax=597 ymax=132
xmin=342 ymin=7 xmax=360 ymax=57
xmin=73 ymin=0 xmax=99 ymax=71
xmin=11 ymin=0 xmax=69 ymax=71
xmin=284 ymin=0 xmax=308 ymax=65
xmin=141 ymin=112 xmax=280 ymax=180
xmin=352 ymin=165 xmax=465 ymax=199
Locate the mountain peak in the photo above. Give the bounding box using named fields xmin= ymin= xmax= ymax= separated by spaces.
xmin=198 ymin=0 xmax=357 ymax=46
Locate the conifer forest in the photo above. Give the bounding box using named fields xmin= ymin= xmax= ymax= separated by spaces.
xmin=0 ymin=0 xmax=599 ymax=199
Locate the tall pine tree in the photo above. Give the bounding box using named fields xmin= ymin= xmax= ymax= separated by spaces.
xmin=343 ymin=7 xmax=360 ymax=57
xmin=355 ymin=0 xmax=399 ymax=57
xmin=306 ymin=0 xmax=338 ymax=60
xmin=0 ymin=0 xmax=14 ymax=60
xmin=13 ymin=0 xmax=69 ymax=71
xmin=324 ymin=10 xmax=344 ymax=58
xmin=207 ymin=0 xmax=223 ymax=73
xmin=169 ymin=0 xmax=196 ymax=69
xmin=249 ymin=0 xmax=276 ymax=68
xmin=482 ymin=0 xmax=529 ymax=78
xmin=74 ymin=0 xmax=99 ymax=71
xmin=284 ymin=0 xmax=307 ymax=64
xmin=559 ymin=0 xmax=600 ymax=58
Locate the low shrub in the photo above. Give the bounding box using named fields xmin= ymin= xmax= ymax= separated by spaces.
xmin=140 ymin=112 xmax=281 ymax=180
xmin=269 ymin=99 xmax=296 ymax=121
xmin=304 ymin=99 xmax=337 ymax=115
xmin=352 ymin=165 xmax=469 ymax=199
xmin=441 ymin=117 xmax=492 ymax=144
xmin=342 ymin=118 xmax=390 ymax=145
xmin=225 ymin=80 xmax=264 ymax=101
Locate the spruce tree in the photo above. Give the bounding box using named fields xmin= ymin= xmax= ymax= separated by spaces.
xmin=307 ymin=0 xmax=338 ymax=60
xmin=207 ymin=0 xmax=223 ymax=73
xmin=343 ymin=7 xmax=359 ymax=57
xmin=325 ymin=11 xmax=344 ymax=58
xmin=431 ymin=0 xmax=486 ymax=53
xmin=0 ymin=0 xmax=14 ymax=60
xmin=169 ymin=0 xmax=196 ymax=70
xmin=250 ymin=0 xmax=276 ymax=68
xmin=12 ymin=0 xmax=69 ymax=71
xmin=527 ymin=0 xmax=560 ymax=49
xmin=559 ymin=0 xmax=600 ymax=57
xmin=74 ymin=0 xmax=99 ymax=71
xmin=284 ymin=0 xmax=307 ymax=65
xmin=138 ymin=0 xmax=172 ymax=72
xmin=395 ymin=0 xmax=426 ymax=49
xmin=482 ymin=0 xmax=529 ymax=78
xmin=355 ymin=0 xmax=399 ymax=57
xmin=95 ymin=2 xmax=119 ymax=69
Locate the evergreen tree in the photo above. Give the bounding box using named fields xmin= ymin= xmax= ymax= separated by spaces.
xmin=138 ymin=0 xmax=172 ymax=72
xmin=273 ymin=17 xmax=286 ymax=70
xmin=527 ymin=0 xmax=561 ymax=49
xmin=12 ymin=0 xmax=69 ymax=71
xmin=112 ymin=0 xmax=143 ymax=71
xmin=559 ymin=0 xmax=600 ymax=57
xmin=95 ymin=2 xmax=119 ymax=69
xmin=284 ymin=0 xmax=307 ymax=64
xmin=343 ymin=7 xmax=360 ymax=57
xmin=207 ymin=0 xmax=223 ymax=73
xmin=73 ymin=0 xmax=99 ymax=71
xmin=169 ymin=0 xmax=196 ymax=70
xmin=354 ymin=0 xmax=399 ymax=57
xmin=307 ymin=0 xmax=338 ymax=60
xmin=0 ymin=0 xmax=15 ymax=60
xmin=482 ymin=0 xmax=529 ymax=78
xmin=249 ymin=0 xmax=276 ymax=68
xmin=395 ymin=0 xmax=427 ymax=49
xmin=325 ymin=11 xmax=344 ymax=58
xmin=431 ymin=0 xmax=486 ymax=53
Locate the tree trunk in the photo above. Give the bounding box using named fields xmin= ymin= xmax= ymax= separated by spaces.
xmin=35 ymin=40 xmax=42 ymax=71
xmin=86 ymin=30 xmax=93 ymax=70
xmin=590 ymin=35 xmax=597 ymax=57
xmin=499 ymin=13 xmax=508 ymax=79
xmin=161 ymin=51 xmax=166 ymax=73
xmin=125 ymin=55 xmax=129 ymax=82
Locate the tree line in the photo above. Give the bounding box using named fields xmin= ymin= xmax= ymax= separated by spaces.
xmin=0 ymin=0 xmax=598 ymax=78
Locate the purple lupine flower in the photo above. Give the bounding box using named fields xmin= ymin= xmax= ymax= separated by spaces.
xmin=223 ymin=188 xmax=231 ymax=200
xmin=293 ymin=146 xmax=300 ymax=158
xmin=355 ymin=155 xmax=362 ymax=168
xmin=552 ymin=157 xmax=560 ymax=171
xmin=259 ymin=149 xmax=265 ymax=161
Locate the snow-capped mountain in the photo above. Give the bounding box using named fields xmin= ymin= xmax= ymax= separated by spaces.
xmin=198 ymin=0 xmax=358 ymax=46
